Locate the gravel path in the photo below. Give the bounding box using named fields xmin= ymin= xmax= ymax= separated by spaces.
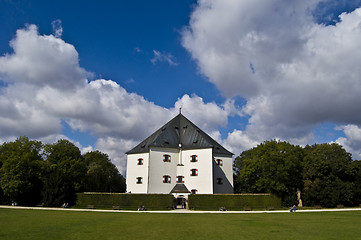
xmin=1 ymin=205 xmax=361 ymax=214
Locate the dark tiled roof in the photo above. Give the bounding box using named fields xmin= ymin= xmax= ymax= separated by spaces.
xmin=126 ymin=113 xmax=233 ymax=155
xmin=170 ymin=183 xmax=191 ymax=194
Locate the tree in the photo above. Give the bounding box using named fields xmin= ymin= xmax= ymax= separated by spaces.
xmin=302 ymin=143 xmax=355 ymax=207
xmin=42 ymin=139 xmax=87 ymax=206
xmin=83 ymin=151 xmax=125 ymax=193
xmin=0 ymin=137 xmax=44 ymax=206
xmin=351 ymin=160 xmax=361 ymax=206
xmin=234 ymin=140 xmax=304 ymax=206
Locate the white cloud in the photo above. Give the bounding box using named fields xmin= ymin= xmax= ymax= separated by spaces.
xmin=51 ymin=19 xmax=63 ymax=38
xmin=182 ymin=1 xmax=361 ymax=149
xmin=0 ymin=24 xmax=89 ymax=90
xmin=172 ymin=94 xmax=231 ymax=133
xmin=335 ymin=124 xmax=361 ymax=159
xmin=35 ymin=79 xmax=171 ymax=140
xmin=95 ymin=137 xmax=138 ymax=176
xmin=150 ymin=49 xmax=178 ymax=66
xmin=223 ymin=130 xmax=259 ymax=157
xmin=0 ymin=25 xmax=240 ymax=174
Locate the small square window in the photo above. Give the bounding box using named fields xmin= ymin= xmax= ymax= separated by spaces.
xmin=190 ymin=155 xmax=198 ymax=162
xmin=216 ymin=159 xmax=223 ymax=166
xmin=191 ymin=189 xmax=198 ymax=194
xmin=137 ymin=158 xmax=144 ymax=165
xmin=177 ymin=176 xmax=184 ymax=183
xmin=163 ymin=154 xmax=171 ymax=162
xmin=136 ymin=177 xmax=143 ymax=184
xmin=163 ymin=175 xmax=171 ymax=183
xmin=217 ymin=178 xmax=223 ymax=184
xmin=190 ymin=169 xmax=198 ymax=176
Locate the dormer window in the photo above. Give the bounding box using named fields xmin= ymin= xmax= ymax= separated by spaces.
xmin=190 ymin=155 xmax=198 ymax=162
xmin=163 ymin=175 xmax=171 ymax=183
xmin=190 ymin=169 xmax=198 ymax=176
xmin=163 ymin=154 xmax=171 ymax=162
xmin=216 ymin=159 xmax=223 ymax=166
xmin=137 ymin=158 xmax=144 ymax=165
xmin=136 ymin=177 xmax=143 ymax=184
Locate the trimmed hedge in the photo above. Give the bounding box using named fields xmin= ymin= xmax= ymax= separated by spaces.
xmin=188 ymin=194 xmax=281 ymax=210
xmin=76 ymin=193 xmax=174 ymax=210
xmin=76 ymin=193 xmax=281 ymax=211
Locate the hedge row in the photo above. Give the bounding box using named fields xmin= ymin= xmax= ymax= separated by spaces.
xmin=76 ymin=193 xmax=281 ymax=211
xmin=188 ymin=194 xmax=281 ymax=210
xmin=76 ymin=193 xmax=174 ymax=210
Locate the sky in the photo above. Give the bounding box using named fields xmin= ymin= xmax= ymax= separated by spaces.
xmin=1 ymin=0 xmax=361 ymax=175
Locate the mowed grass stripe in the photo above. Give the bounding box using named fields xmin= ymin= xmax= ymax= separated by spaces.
xmin=0 ymin=208 xmax=361 ymax=240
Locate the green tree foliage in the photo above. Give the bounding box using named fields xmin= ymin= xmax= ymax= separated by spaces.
xmin=0 ymin=137 xmax=44 ymax=205
xmin=234 ymin=140 xmax=304 ymax=206
xmin=351 ymin=160 xmax=361 ymax=204
xmin=234 ymin=141 xmax=361 ymax=207
xmin=302 ymin=143 xmax=355 ymax=207
xmin=42 ymin=139 xmax=87 ymax=206
xmin=83 ymin=151 xmax=125 ymax=193
xmin=0 ymin=137 xmax=124 ymax=207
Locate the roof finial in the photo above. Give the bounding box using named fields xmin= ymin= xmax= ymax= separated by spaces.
xmin=179 ymin=107 xmax=182 ymax=114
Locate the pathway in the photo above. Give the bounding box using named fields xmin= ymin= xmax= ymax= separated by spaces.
xmin=1 ymin=205 xmax=361 ymax=214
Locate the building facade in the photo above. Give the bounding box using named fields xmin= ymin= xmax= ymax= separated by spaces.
xmin=126 ymin=113 xmax=233 ymax=194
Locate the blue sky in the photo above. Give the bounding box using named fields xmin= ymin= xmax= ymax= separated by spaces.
xmin=1 ymin=0 xmax=361 ymax=174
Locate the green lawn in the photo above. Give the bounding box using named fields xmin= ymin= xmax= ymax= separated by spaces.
xmin=0 ymin=208 xmax=361 ymax=240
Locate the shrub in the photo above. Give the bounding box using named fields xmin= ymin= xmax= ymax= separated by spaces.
xmin=76 ymin=193 xmax=174 ymax=210
xmin=188 ymin=194 xmax=281 ymax=210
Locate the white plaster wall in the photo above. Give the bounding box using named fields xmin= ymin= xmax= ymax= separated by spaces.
xmin=126 ymin=153 xmax=149 ymax=193
xmin=182 ymin=148 xmax=213 ymax=194
xmin=148 ymin=147 xmax=178 ymax=193
xmin=213 ymin=155 xmax=234 ymax=193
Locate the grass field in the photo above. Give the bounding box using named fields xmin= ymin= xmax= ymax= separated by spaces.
xmin=1 ymin=208 xmax=361 ymax=240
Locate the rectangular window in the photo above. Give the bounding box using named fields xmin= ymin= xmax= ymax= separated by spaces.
xmin=191 ymin=189 xmax=198 ymax=194
xmin=137 ymin=158 xmax=143 ymax=165
xmin=136 ymin=177 xmax=143 ymax=184
xmin=177 ymin=176 xmax=184 ymax=183
xmin=217 ymin=178 xmax=223 ymax=184
xmin=216 ymin=159 xmax=223 ymax=166
xmin=190 ymin=169 xmax=198 ymax=176
xmin=190 ymin=155 xmax=198 ymax=162
xmin=163 ymin=154 xmax=171 ymax=162
xmin=163 ymin=175 xmax=171 ymax=183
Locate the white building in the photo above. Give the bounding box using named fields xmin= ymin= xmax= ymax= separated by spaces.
xmin=126 ymin=113 xmax=234 ymax=195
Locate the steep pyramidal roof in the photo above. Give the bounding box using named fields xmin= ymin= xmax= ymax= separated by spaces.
xmin=126 ymin=113 xmax=233 ymax=155
xmin=170 ymin=183 xmax=191 ymax=194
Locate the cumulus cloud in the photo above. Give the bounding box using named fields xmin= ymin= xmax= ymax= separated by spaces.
xmin=335 ymin=125 xmax=361 ymax=159
xmin=0 ymin=24 xmax=89 ymax=90
xmin=172 ymin=94 xmax=232 ymax=132
xmin=182 ymin=0 xmax=361 ymax=150
xmin=223 ymin=130 xmax=259 ymax=157
xmin=0 ymin=24 xmax=238 ymax=174
xmin=96 ymin=137 xmax=138 ymax=176
xmin=150 ymin=49 xmax=178 ymax=66
xmin=35 ymin=79 xmax=171 ymax=140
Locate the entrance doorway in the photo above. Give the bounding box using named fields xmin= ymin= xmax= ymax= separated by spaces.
xmin=174 ymin=196 xmax=187 ymax=209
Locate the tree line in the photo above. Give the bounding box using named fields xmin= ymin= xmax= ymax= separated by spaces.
xmin=0 ymin=137 xmax=126 ymax=207
xmin=2 ymin=137 xmax=360 ymax=208
xmin=233 ymin=140 xmax=361 ymax=207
